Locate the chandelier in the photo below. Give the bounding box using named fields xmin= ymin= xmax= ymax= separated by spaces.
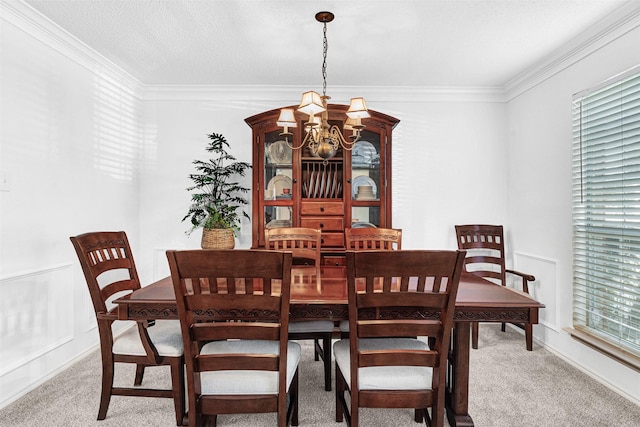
xmin=277 ymin=11 xmax=370 ymax=160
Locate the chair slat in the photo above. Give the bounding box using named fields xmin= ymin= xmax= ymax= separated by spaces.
xmin=359 ymin=350 xmax=438 ymax=368
xmin=359 ymin=391 xmax=433 ymax=409
xmin=358 ymin=320 xmax=442 ymax=338
xmin=196 ymin=354 xmax=279 ymax=372
xmin=357 ymin=292 xmax=449 ymax=309
xmin=191 ymin=322 xmax=280 ymax=342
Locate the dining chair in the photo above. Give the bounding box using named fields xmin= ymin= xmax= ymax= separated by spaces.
xmin=340 ymin=227 xmax=403 ymax=337
xmin=265 ymin=227 xmax=335 ymax=391
xmin=166 ymin=249 xmax=300 ymax=427
xmin=455 ymin=224 xmax=536 ymax=351
xmin=334 ymin=249 xmax=466 ymax=427
xmin=344 ymin=227 xmax=402 ymax=251
xmin=70 ymin=231 xmax=185 ymax=425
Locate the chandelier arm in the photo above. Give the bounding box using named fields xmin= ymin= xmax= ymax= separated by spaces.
xmin=283 ymin=136 xmax=307 ymax=151
xmin=301 ymin=130 xmax=320 ymax=152
xmin=327 ymin=125 xmax=359 ymax=150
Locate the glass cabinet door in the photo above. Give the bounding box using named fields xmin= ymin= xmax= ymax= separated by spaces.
xmin=350 ymin=129 xmax=382 ymax=227
xmin=264 ymin=130 xmax=293 ymax=229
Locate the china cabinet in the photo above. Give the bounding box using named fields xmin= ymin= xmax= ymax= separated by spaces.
xmin=245 ymin=104 xmax=399 ymax=260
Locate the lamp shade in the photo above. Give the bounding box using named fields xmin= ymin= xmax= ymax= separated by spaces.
xmin=344 ymin=117 xmax=358 ymax=130
xmin=277 ymin=108 xmax=297 ymax=128
xmin=298 ymin=91 xmax=325 ymax=116
xmin=346 ymin=97 xmax=370 ymax=119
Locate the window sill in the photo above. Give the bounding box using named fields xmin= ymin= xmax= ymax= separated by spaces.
xmin=565 ymin=327 xmax=640 ymax=373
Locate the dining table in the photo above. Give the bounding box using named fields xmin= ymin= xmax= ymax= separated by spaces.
xmin=114 ymin=265 xmax=544 ymax=427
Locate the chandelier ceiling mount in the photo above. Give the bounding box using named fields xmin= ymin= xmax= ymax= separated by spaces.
xmin=277 ymin=11 xmax=370 ymax=161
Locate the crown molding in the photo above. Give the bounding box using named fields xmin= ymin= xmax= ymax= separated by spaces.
xmin=1 ymin=1 xmax=142 ymax=98
xmin=504 ymin=1 xmax=640 ymax=101
xmin=141 ymin=84 xmax=506 ymax=103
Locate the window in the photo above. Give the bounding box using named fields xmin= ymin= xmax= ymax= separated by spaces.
xmin=572 ymin=68 xmax=640 ymax=364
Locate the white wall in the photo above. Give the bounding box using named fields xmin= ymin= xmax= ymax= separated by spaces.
xmin=0 ymin=4 xmax=143 ymax=407
xmin=506 ymin=21 xmax=640 ymax=403
xmin=137 ymin=92 xmax=507 ymax=281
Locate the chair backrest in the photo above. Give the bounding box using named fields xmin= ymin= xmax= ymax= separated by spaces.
xmin=455 ymin=224 xmax=506 ymax=286
xmin=70 ymin=231 xmax=140 ymax=316
xmin=344 ymin=227 xmax=402 ymax=251
xmin=344 ymin=249 xmax=466 ymax=402
xmin=265 ymin=227 xmax=321 ymax=267
xmin=166 ymin=249 xmax=293 ymax=417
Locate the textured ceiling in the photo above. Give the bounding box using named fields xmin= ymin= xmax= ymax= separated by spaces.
xmin=22 ymin=0 xmax=631 ymax=87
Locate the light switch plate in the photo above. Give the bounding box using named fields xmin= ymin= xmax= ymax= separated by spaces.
xmin=0 ymin=170 xmax=10 ymax=192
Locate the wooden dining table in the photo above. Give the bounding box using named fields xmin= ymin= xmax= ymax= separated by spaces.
xmin=114 ymin=265 xmax=544 ymax=427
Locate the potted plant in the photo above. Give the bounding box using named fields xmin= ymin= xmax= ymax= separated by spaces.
xmin=183 ymin=132 xmax=251 ymax=249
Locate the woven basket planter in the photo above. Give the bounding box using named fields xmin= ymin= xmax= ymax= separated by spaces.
xmin=201 ymin=228 xmax=235 ymax=249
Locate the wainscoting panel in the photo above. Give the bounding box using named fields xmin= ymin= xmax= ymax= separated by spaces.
xmin=0 ymin=265 xmax=74 ymax=376
xmin=514 ymin=252 xmax=558 ymax=332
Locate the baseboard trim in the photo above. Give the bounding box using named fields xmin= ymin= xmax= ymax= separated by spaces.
xmin=0 ymin=343 xmax=99 ymax=410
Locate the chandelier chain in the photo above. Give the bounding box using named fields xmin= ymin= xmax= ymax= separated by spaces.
xmin=322 ymin=21 xmax=328 ymax=99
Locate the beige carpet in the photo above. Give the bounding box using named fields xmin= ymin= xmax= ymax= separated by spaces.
xmin=1 ymin=324 xmax=639 ymax=426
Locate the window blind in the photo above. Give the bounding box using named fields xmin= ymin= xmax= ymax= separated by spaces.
xmin=572 ymin=69 xmax=640 ymax=357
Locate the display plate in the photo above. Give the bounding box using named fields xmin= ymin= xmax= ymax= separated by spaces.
xmin=352 ymin=222 xmax=377 ymax=228
xmin=266 ymin=175 xmax=292 ymax=198
xmin=352 ymin=175 xmax=377 ymax=200
xmin=266 ymin=140 xmax=292 ymax=164
xmin=351 ymin=140 xmax=377 ymax=166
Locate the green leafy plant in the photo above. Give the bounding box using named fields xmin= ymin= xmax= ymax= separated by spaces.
xmin=182 ymin=132 xmax=251 ymax=235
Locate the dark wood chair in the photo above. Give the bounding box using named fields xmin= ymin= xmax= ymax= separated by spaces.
xmin=334 ymin=249 xmax=466 ymax=427
xmin=345 ymin=227 xmax=402 ymax=251
xmin=166 ymin=249 xmax=299 ymax=427
xmin=265 ymin=227 xmax=335 ymax=391
xmin=455 ymin=224 xmax=536 ymax=351
xmin=70 ymin=231 xmax=185 ymax=425
xmin=340 ymin=227 xmax=403 ymax=337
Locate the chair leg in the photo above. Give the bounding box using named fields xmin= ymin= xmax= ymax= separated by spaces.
xmin=525 ymin=322 xmax=533 ymax=351
xmin=313 ymin=339 xmax=320 ymax=361
xmin=335 ymin=365 xmax=345 ymax=422
xmin=187 ymin=381 xmax=198 ymax=427
xmin=290 ymin=370 xmax=299 ymax=426
xmin=471 ymin=322 xmax=479 ymax=349
xmin=501 ymin=322 xmax=506 ymax=332
xmin=134 ymin=363 xmax=145 ymax=386
xmin=414 ymin=408 xmax=423 ymax=422
xmin=170 ymin=357 xmax=186 ymax=425
xmin=98 ymin=357 xmax=114 ymax=420
xmin=431 ymin=391 xmax=445 ymax=427
xmin=323 ymin=336 xmax=332 ymax=391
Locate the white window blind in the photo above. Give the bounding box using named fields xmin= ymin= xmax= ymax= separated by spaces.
xmin=572 ymin=68 xmax=640 ymax=358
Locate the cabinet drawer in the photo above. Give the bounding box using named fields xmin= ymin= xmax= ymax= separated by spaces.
xmin=322 ymin=255 xmax=346 ymax=266
xmin=320 ymin=233 xmax=344 ymax=248
xmin=301 ymin=217 xmax=344 ymax=231
xmin=301 ymin=201 xmax=343 ymax=215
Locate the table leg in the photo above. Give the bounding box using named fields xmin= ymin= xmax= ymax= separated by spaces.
xmin=446 ymin=322 xmax=474 ymax=427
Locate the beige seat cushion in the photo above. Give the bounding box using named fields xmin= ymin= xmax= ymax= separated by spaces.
xmin=288 ymin=320 xmax=335 ymax=333
xmin=199 ymin=340 xmax=301 ymax=394
xmin=333 ymin=338 xmax=432 ymax=390
xmin=112 ymin=319 xmax=183 ymax=357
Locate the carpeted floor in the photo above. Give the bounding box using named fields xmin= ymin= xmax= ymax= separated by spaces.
xmin=1 ymin=324 xmax=639 ymax=426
